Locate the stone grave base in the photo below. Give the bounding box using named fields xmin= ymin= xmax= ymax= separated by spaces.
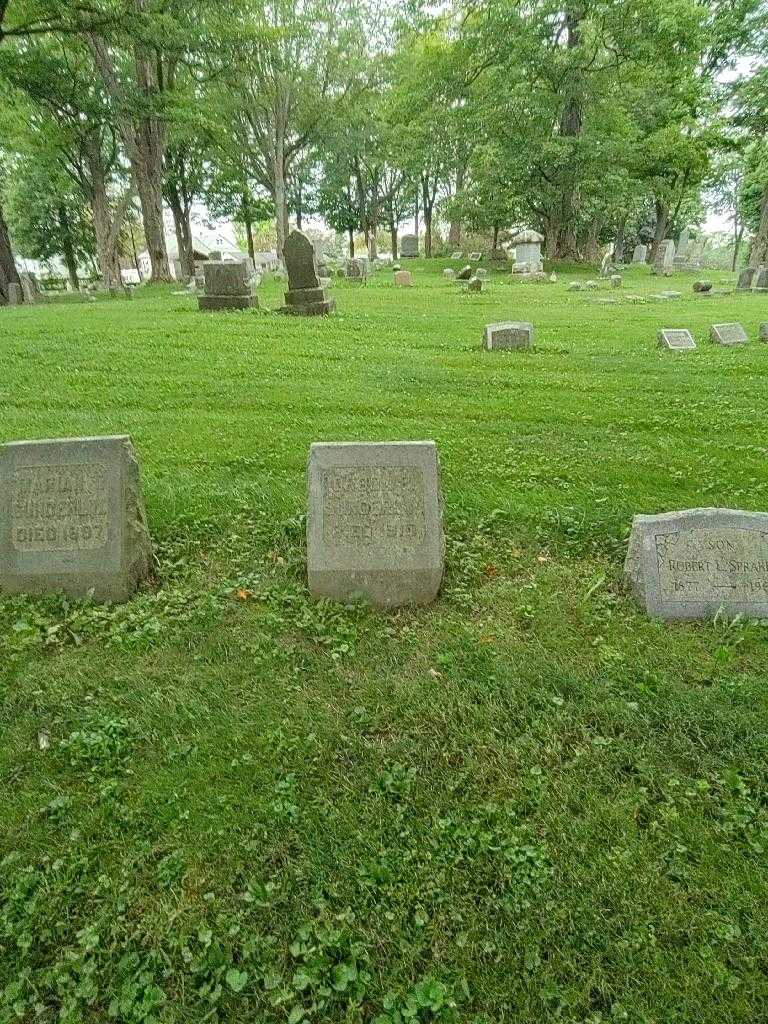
xmin=199 ymin=295 xmax=256 ymax=311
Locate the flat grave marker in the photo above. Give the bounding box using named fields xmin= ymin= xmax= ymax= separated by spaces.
xmin=307 ymin=441 xmax=444 ymax=608
xmin=710 ymin=323 xmax=748 ymax=346
xmin=625 ymin=508 xmax=768 ymax=621
xmin=658 ymin=329 xmax=696 ymax=351
xmin=484 ymin=321 xmax=533 ymax=350
xmin=0 ymin=435 xmax=152 ymax=603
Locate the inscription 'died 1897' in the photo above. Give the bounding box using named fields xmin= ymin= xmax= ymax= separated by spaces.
xmin=322 ymin=466 xmax=426 ymax=547
xmin=656 ymin=528 xmax=768 ymax=602
xmin=11 ymin=463 xmax=110 ymax=552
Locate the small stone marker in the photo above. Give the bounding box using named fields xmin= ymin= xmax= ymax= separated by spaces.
xmin=610 ymin=274 xmax=622 ymax=288
xmin=282 ymin=230 xmax=335 ymax=315
xmin=199 ymin=262 xmax=256 ymax=312
xmin=484 ymin=321 xmax=533 ymax=350
xmin=443 ymin=268 xmax=455 ymax=280
xmin=400 ymin=235 xmax=419 ymax=258
xmin=394 ymin=270 xmax=413 ymax=287
xmin=19 ymin=273 xmax=38 ymax=304
xmin=7 ymin=283 xmax=22 ymax=305
xmin=737 ymin=268 xmax=755 ymax=291
xmin=755 ymin=267 xmax=768 ymax=291
xmin=567 ymin=281 xmax=584 ymax=291
xmin=693 ymin=280 xmax=712 ymax=293
xmin=476 ymin=268 xmax=489 ymax=281
xmin=456 ymin=265 xmax=472 ymax=281
xmin=307 ymin=441 xmax=444 ymax=607
xmin=465 ymin=277 xmax=482 ymax=292
xmin=0 ymin=435 xmax=152 ymax=603
xmin=658 ymin=329 xmax=696 ymax=351
xmin=469 ymin=251 xmax=483 ymax=262
xmin=710 ymin=323 xmax=747 ymax=346
xmin=760 ymin=323 xmax=768 ymax=342
xmin=632 ymin=244 xmax=647 ymax=263
xmin=625 ymin=508 xmax=768 ymax=621
xmin=450 ymin=251 xmax=463 ymax=260
xmin=345 ymin=257 xmax=369 ymax=283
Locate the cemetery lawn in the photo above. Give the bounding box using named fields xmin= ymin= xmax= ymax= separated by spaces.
xmin=2 ymin=263 xmax=768 ymax=1024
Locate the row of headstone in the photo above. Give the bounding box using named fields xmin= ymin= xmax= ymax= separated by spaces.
xmin=658 ymin=322 xmax=766 ymax=350
xmin=3 ymin=435 xmax=767 ymax=622
xmin=737 ymin=266 xmax=768 ymax=291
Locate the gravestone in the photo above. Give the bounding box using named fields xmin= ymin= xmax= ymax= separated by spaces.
xmin=0 ymin=435 xmax=152 ymax=603
xmin=19 ymin=274 xmax=38 ymax=304
xmin=652 ymin=240 xmax=675 ymax=275
xmin=510 ymin=230 xmax=544 ymax=273
xmin=760 ymin=323 xmax=768 ymax=342
xmin=450 ymin=251 xmax=463 ymax=260
xmin=693 ymin=280 xmax=712 ymax=293
xmin=283 ymin=230 xmax=335 ymax=315
xmin=632 ymin=244 xmax=647 ymax=263
xmin=465 ymin=277 xmax=482 ymax=292
xmin=443 ymin=269 xmax=455 ymax=280
xmin=394 ymin=270 xmax=413 ymax=287
xmin=307 ymin=441 xmax=444 ymax=607
xmin=484 ymin=321 xmax=533 ymax=350
xmin=401 ymin=235 xmax=419 ymax=258
xmin=658 ymin=329 xmax=696 ymax=351
xmin=199 ymin=262 xmax=256 ymax=311
xmin=456 ymin=265 xmax=472 ymax=281
xmin=476 ymin=268 xmax=489 ymax=281
xmin=345 ymin=257 xmax=369 ymax=283
xmin=625 ymin=508 xmax=768 ymax=621
xmin=754 ymin=267 xmax=768 ymax=291
xmin=469 ymin=251 xmax=483 ymax=262
xmin=7 ymin=283 xmax=22 ymax=305
xmin=610 ymin=274 xmax=622 ymax=288
xmin=710 ymin=323 xmax=748 ymax=346
xmin=600 ymin=252 xmax=613 ymax=278
xmin=312 ymin=240 xmax=330 ymax=280
xmin=737 ymin=268 xmax=755 ymax=291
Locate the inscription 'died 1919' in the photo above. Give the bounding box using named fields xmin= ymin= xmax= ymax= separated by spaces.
xmin=322 ymin=466 xmax=426 ymax=547
xmin=11 ymin=463 xmax=110 ymax=552
xmin=656 ymin=528 xmax=768 ymax=602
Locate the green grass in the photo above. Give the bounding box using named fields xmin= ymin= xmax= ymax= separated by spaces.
xmin=1 ymin=261 xmax=767 ymax=1024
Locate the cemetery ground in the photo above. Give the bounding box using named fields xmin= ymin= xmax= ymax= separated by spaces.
xmin=2 ymin=263 xmax=768 ymax=1024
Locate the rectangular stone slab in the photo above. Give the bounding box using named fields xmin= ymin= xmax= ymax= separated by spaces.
xmin=624 ymin=508 xmax=768 ymax=621
xmin=485 ymin=321 xmax=533 ymax=350
xmin=658 ymin=329 xmax=696 ymax=350
xmin=307 ymin=441 xmax=444 ymax=607
xmin=0 ymin=435 xmax=152 ymax=602
xmin=710 ymin=323 xmax=748 ymax=346
xmin=203 ymin=262 xmax=249 ymax=296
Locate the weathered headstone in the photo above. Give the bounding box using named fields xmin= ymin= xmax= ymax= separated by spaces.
xmin=510 ymin=230 xmax=544 ymax=273
xmin=652 ymin=240 xmax=675 ymax=276
xmin=469 ymin=251 xmax=483 ymax=262
xmin=632 ymin=244 xmax=647 ymax=263
xmin=625 ymin=508 xmax=768 ymax=621
xmin=600 ymin=252 xmax=613 ymax=278
xmin=19 ymin=274 xmax=38 ymax=304
xmin=443 ymin=268 xmax=455 ymax=280
xmin=199 ymin=262 xmax=256 ymax=311
xmin=456 ymin=265 xmax=472 ymax=281
xmin=754 ymin=267 xmax=768 ymax=291
xmin=484 ymin=321 xmax=533 ymax=350
xmin=760 ymin=323 xmax=768 ymax=343
xmin=737 ymin=268 xmax=755 ymax=291
xmin=345 ymin=257 xmax=369 ymax=283
xmin=610 ymin=274 xmax=622 ymax=288
xmin=658 ymin=329 xmax=696 ymax=351
xmin=282 ymin=230 xmax=335 ymax=315
xmin=400 ymin=235 xmax=419 ymax=258
xmin=693 ymin=280 xmax=712 ymax=293
xmin=0 ymin=435 xmax=152 ymax=603
xmin=465 ymin=277 xmax=483 ymax=293
xmin=306 ymin=441 xmax=444 ymax=607
xmin=450 ymin=251 xmax=463 ymax=260
xmin=476 ymin=268 xmax=489 ymax=281
xmin=7 ymin=283 xmax=22 ymax=306
xmin=710 ymin=323 xmax=748 ymax=346
xmin=394 ymin=270 xmax=413 ymax=287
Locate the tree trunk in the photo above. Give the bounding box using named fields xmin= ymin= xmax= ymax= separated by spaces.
xmin=748 ymin=184 xmax=768 ymax=269
xmin=295 ymin=181 xmax=303 ymax=231
xmin=554 ymin=8 xmax=583 ymax=258
xmin=0 ymin=201 xmax=22 ymax=304
xmin=348 ymin=228 xmax=354 ymax=258
xmin=167 ymin=181 xmax=193 ymax=279
xmin=492 ymin=223 xmax=500 ymax=250
xmin=58 ymin=206 xmax=80 ymax=291
xmin=85 ymin=139 xmax=127 ymax=291
xmin=583 ymin=215 xmax=602 ymax=263
xmin=368 ymin=232 xmax=378 ymax=261
xmin=732 ymin=222 xmax=744 ymax=272
xmin=244 ymin=206 xmax=255 ymax=262
xmin=390 ymin=226 xmax=398 ymax=259
xmin=649 ymin=199 xmax=669 ymax=264
xmin=448 ymin=161 xmax=466 ymax=245
xmin=614 ymin=218 xmax=626 ymax=264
